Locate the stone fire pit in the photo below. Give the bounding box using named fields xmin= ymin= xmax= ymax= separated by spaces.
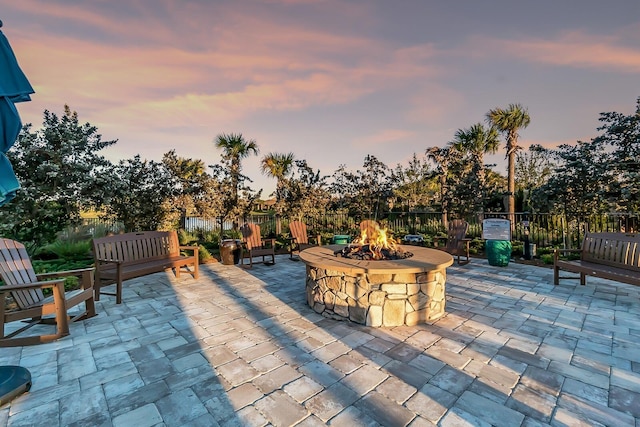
xmin=299 ymin=245 xmax=454 ymax=327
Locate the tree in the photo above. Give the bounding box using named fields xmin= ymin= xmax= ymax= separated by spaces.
xmin=213 ymin=133 xmax=259 ymax=228
xmin=515 ymin=144 xmax=553 ymax=212
xmin=486 ymin=104 xmax=531 ymax=220
xmin=426 ymin=146 xmax=454 ymax=228
xmin=359 ymin=155 xmax=392 ymax=220
xmin=534 ymin=97 xmax=640 ymax=214
xmin=391 ymin=153 xmax=437 ymax=212
xmin=593 ymin=97 xmax=640 ymax=212
xmin=281 ymin=160 xmax=330 ymax=221
xmin=162 ymin=150 xmax=221 ymax=226
xmin=329 ymin=164 xmax=359 ymax=215
xmin=329 ymin=156 xmax=392 ymax=221
xmin=103 ymin=156 xmax=176 ymax=232
xmin=450 ymin=123 xmax=500 ymax=212
xmin=260 ymin=152 xmax=295 ymax=216
xmin=1 ymin=105 xmax=116 ymax=250
xmin=532 ymin=140 xmax=606 ymax=215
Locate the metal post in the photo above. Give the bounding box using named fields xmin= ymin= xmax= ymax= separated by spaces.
xmin=523 ymin=211 xmax=531 ymax=260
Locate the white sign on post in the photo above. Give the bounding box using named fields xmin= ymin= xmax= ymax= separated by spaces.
xmin=482 ymin=218 xmax=511 ymax=240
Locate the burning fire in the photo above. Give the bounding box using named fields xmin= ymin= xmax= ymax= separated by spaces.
xmin=334 ymin=222 xmax=413 ymax=260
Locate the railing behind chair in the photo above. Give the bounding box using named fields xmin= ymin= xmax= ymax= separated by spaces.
xmin=80 ymin=211 xmax=638 ymax=250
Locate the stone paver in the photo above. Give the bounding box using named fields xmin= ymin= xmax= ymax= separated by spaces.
xmin=2 ymin=255 xmax=640 ymax=426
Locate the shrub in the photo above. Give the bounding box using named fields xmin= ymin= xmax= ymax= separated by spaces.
xmin=178 ymin=229 xmax=197 ymax=245
xmin=40 ymin=240 xmax=92 ymax=261
xmin=540 ymin=254 xmax=554 ymax=264
xmin=198 ymin=244 xmax=213 ymax=264
xmin=31 ymin=260 xmax=90 ymax=293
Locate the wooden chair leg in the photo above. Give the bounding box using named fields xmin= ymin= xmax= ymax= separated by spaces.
xmin=52 ymin=281 xmax=70 ymax=338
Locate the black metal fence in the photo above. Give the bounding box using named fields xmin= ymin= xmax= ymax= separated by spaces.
xmin=177 ymin=211 xmax=638 ymax=250
xmin=81 ymin=211 xmax=638 ymax=250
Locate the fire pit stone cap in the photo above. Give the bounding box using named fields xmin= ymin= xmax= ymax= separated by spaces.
xmin=300 ymin=244 xmax=453 ymax=275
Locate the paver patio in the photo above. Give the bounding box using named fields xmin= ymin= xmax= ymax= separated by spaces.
xmin=1 ymin=255 xmax=640 ymax=426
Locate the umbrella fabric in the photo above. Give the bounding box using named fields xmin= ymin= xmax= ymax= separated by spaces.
xmin=0 ymin=154 xmax=20 ymax=206
xmin=0 ymin=28 xmax=34 ymax=206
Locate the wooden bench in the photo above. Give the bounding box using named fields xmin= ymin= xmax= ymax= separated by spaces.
xmin=92 ymin=231 xmax=199 ymax=304
xmin=554 ymin=232 xmax=640 ymax=287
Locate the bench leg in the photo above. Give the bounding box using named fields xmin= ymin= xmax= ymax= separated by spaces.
xmin=553 ymin=266 xmax=559 ymax=285
xmin=580 ymin=273 xmax=586 ymax=286
xmin=116 ymin=280 xmax=123 ymax=304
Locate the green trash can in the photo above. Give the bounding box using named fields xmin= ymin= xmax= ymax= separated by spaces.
xmin=331 ymin=234 xmax=351 ymax=245
xmin=486 ymin=240 xmax=512 ymax=267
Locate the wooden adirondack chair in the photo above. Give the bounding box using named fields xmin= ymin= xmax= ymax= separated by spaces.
xmin=288 ymin=221 xmax=321 ymax=259
xmin=240 ymin=223 xmax=276 ymax=267
xmin=0 ymin=238 xmax=96 ymax=347
xmin=434 ymin=219 xmax=472 ymax=265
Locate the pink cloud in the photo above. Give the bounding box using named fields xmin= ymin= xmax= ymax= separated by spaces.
xmin=480 ymin=30 xmax=640 ymax=73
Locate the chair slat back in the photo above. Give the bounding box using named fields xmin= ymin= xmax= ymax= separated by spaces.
xmin=289 ymin=221 xmax=309 ymax=245
xmin=241 ymin=223 xmax=263 ymax=250
xmin=0 ymin=238 xmax=44 ymax=309
xmin=445 ymin=220 xmax=469 ymax=252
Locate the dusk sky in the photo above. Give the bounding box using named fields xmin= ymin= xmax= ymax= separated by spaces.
xmin=2 ymin=0 xmax=639 ymax=196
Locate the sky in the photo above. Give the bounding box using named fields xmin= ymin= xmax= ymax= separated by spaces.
xmin=2 ymin=0 xmax=640 ymax=196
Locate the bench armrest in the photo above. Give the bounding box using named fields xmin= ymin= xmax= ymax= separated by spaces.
xmin=553 ymin=248 xmax=582 ymax=262
xmin=179 ymin=245 xmax=199 ymax=253
xmin=95 ymin=258 xmax=123 ymax=265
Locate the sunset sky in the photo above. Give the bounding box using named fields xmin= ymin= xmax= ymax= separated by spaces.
xmin=2 ymin=0 xmax=639 ymax=195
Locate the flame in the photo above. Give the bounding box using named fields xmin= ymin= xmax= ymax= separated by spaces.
xmin=353 ymin=223 xmax=398 ymax=260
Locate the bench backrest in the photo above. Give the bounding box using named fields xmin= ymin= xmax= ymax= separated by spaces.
xmin=581 ymin=232 xmax=640 ymax=271
xmin=92 ymin=231 xmax=180 ymax=263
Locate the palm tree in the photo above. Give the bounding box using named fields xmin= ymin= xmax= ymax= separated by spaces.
xmin=261 ymin=152 xmax=295 ymax=215
xmin=486 ymin=104 xmax=531 ymax=223
xmin=450 ymin=123 xmax=500 ymax=212
xmin=214 ymin=133 xmax=259 ymax=227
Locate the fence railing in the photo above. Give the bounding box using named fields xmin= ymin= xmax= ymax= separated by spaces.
xmin=83 ymin=211 xmax=639 ymax=250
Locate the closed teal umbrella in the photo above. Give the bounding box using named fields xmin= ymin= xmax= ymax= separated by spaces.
xmin=0 ymin=20 xmax=34 ymax=206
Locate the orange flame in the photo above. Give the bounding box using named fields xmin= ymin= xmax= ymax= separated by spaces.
xmin=353 ymin=223 xmax=398 ymax=260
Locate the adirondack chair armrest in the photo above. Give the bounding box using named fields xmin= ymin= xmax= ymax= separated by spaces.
xmin=37 ymin=267 xmax=94 ymax=279
xmin=432 ymin=236 xmax=447 ymax=248
xmin=262 ymin=238 xmax=276 ymax=248
xmin=0 ymin=278 xmax=66 ymax=294
xmin=37 ymin=267 xmax=94 ymax=290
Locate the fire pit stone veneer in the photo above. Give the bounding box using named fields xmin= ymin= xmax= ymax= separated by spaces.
xmin=300 ymin=245 xmax=454 ymax=327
